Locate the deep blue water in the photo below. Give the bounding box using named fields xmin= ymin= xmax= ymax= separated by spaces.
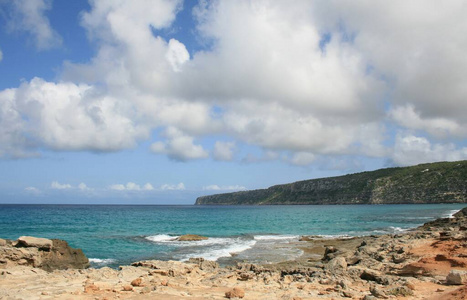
xmin=0 ymin=204 xmax=464 ymax=268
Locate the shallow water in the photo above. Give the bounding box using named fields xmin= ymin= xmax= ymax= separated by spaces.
xmin=0 ymin=203 xmax=464 ymax=268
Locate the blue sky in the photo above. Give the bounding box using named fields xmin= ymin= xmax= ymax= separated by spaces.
xmin=0 ymin=0 xmax=466 ymax=204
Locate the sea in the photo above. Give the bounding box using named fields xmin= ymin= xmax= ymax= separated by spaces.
xmin=0 ymin=203 xmax=464 ymax=269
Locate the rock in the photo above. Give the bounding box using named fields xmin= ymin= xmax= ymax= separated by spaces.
xmin=187 ymin=257 xmax=219 ymax=271
xmin=161 ymin=279 xmax=169 ymax=286
xmin=323 ymin=246 xmax=338 ymax=261
xmin=40 ymin=239 xmax=89 ymax=271
xmin=225 ymin=287 xmax=245 ymax=299
xmin=15 ymin=236 xmax=52 ymax=251
xmin=0 ymin=237 xmax=89 ymax=271
xmin=326 ymin=257 xmax=347 ymax=272
xmin=84 ymin=283 xmax=100 ymax=293
xmin=387 ymin=286 xmax=413 ymax=297
xmin=446 ymin=270 xmax=467 ymax=285
xmin=0 ymin=239 xmax=6 ymax=246
xmin=131 ymin=277 xmax=144 ymax=287
xmin=342 ymin=290 xmax=354 ymax=298
xmin=370 ymin=285 xmax=388 ymax=299
xmin=176 ymin=234 xmax=208 ymax=241
xmin=122 ymin=285 xmax=133 ymax=291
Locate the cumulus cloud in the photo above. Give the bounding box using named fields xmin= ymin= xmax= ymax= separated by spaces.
xmin=392 ymin=133 xmax=467 ymax=166
xmin=389 ymin=105 xmax=466 ymax=138
xmin=151 ymin=127 xmax=208 ymax=161
xmin=51 ymin=181 xmax=72 ymax=189
xmin=0 ymin=78 xmax=149 ymax=156
xmin=109 ymin=182 xmax=155 ymax=191
xmin=78 ymin=183 xmax=92 ymax=191
xmin=166 ymin=38 xmax=190 ymax=72
xmin=6 ymin=0 xmax=62 ymax=50
xmin=1 ymin=0 xmax=467 ymax=168
xmin=160 ymin=183 xmax=186 ymax=190
xmin=203 ymin=184 xmax=246 ymax=191
xmin=213 ymin=141 xmax=235 ymax=161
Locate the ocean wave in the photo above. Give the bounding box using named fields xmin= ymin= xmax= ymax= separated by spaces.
xmin=145 ymin=234 xmax=179 ymax=242
xmin=178 ymin=239 xmax=257 ymax=261
xmin=444 ymin=209 xmax=460 ymax=219
xmin=254 ymin=235 xmax=299 ymax=241
xmin=89 ymin=258 xmax=116 ymax=266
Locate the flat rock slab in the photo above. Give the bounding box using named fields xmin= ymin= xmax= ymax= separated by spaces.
xmin=16 ymin=236 xmax=53 ymax=251
xmin=176 ymin=234 xmax=208 ymax=241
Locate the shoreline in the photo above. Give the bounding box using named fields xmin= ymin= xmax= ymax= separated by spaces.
xmin=1 ymin=207 xmax=466 ymax=299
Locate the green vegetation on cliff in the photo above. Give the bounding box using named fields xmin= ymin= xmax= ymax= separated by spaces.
xmin=195 ymin=160 xmax=467 ymax=205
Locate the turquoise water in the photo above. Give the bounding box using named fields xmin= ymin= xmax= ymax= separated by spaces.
xmin=0 ymin=204 xmax=464 ymax=268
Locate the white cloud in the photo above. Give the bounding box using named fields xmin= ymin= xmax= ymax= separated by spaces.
xmin=213 ymin=141 xmax=235 ymax=161
xmin=203 ymin=185 xmax=246 ymax=191
xmin=109 ymin=182 xmax=155 ymax=191
xmin=24 ymin=186 xmax=41 ymax=194
xmin=109 ymin=184 xmax=125 ymax=191
xmin=143 ymin=183 xmax=154 ymax=191
xmin=0 ymin=78 xmax=149 ymax=156
xmin=151 ymin=127 xmax=208 ymax=161
xmin=288 ymin=152 xmax=316 ymax=166
xmin=1 ymin=0 xmax=467 ymax=168
xmin=392 ymin=133 xmax=467 ymax=166
xmin=51 ymin=181 xmax=72 ymax=189
xmin=78 ymin=183 xmax=92 ymax=191
xmin=7 ymin=0 xmax=62 ymax=50
xmin=160 ymin=183 xmax=186 ymax=191
xmin=166 ymin=38 xmax=190 ymax=72
xmin=389 ymin=105 xmax=466 ymax=138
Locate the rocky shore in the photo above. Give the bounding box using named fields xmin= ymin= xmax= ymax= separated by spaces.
xmin=1 ymin=208 xmax=466 ymax=299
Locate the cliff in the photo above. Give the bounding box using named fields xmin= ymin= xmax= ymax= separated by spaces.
xmin=195 ymin=160 xmax=467 ymax=205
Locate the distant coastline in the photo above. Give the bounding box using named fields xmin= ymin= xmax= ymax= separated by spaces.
xmin=196 ymin=160 xmax=467 ymax=205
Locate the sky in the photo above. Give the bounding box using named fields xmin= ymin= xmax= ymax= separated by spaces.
xmin=0 ymin=0 xmax=466 ymax=204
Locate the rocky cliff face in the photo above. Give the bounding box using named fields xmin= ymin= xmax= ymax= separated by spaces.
xmin=196 ymin=160 xmax=467 ymax=205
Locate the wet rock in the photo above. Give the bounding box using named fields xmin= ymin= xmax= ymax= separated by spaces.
xmin=446 ymin=270 xmax=467 ymax=285
xmin=225 ymin=287 xmax=245 ymax=298
xmin=176 ymin=234 xmax=208 ymax=241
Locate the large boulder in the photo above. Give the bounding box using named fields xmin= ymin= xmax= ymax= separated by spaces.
xmin=0 ymin=236 xmax=89 ymax=271
xmin=446 ymin=270 xmax=467 ymax=285
xmin=40 ymin=239 xmax=89 ymax=271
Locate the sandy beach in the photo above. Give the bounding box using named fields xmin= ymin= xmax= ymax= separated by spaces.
xmin=1 ymin=207 xmax=466 ymax=300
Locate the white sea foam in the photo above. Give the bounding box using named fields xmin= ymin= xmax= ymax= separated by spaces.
xmin=389 ymin=226 xmax=409 ymax=233
xmin=179 ymin=239 xmax=257 ymax=261
xmin=89 ymin=258 xmax=116 ymax=266
xmin=145 ymin=234 xmax=179 ymax=242
xmin=445 ymin=210 xmax=460 ymax=219
xmin=254 ymin=235 xmax=299 ymax=241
